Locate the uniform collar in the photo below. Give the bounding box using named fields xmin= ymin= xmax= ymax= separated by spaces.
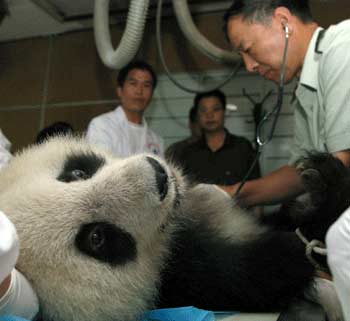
xmin=299 ymin=27 xmax=324 ymax=91
xmin=114 ymin=106 xmax=147 ymax=127
xmin=199 ymin=128 xmax=232 ymax=149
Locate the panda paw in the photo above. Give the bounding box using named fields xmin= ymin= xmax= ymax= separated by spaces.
xmin=297 ymin=152 xmax=347 ymax=191
xmin=296 ymin=155 xmax=328 ymax=197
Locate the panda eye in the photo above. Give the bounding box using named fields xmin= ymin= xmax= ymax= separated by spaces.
xmin=71 ymin=169 xmax=89 ymax=181
xmin=75 ymin=222 xmax=137 ymax=266
xmin=57 ymin=152 xmax=105 ymax=183
xmin=90 ymin=226 xmax=105 ymax=250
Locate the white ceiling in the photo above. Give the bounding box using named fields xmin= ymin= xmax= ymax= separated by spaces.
xmin=0 ymin=0 xmax=232 ymax=43
xmin=0 ymin=0 xmax=348 ymax=43
xmin=0 ymin=0 xmax=87 ymax=42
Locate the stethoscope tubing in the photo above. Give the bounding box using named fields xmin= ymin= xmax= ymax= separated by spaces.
xmin=235 ymin=29 xmax=290 ymax=198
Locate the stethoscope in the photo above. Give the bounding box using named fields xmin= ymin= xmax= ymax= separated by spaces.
xmin=235 ymin=23 xmax=291 ymax=197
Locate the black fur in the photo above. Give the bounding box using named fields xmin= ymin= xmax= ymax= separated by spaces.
xmin=158 ymin=217 xmax=313 ymax=312
xmin=58 ymin=152 xmax=105 ymax=183
xmin=156 ymin=152 xmax=350 ymax=312
xmin=262 ymin=152 xmax=350 ymax=273
xmin=75 ymin=222 xmax=137 ymax=266
xmin=293 ymin=152 xmax=350 ymax=241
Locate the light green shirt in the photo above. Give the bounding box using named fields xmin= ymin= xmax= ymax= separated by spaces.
xmin=289 ymin=20 xmax=350 ymax=164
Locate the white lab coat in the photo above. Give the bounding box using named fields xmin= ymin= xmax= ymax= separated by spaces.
xmin=327 ymin=207 xmax=350 ymax=321
xmin=86 ymin=106 xmax=164 ymax=158
xmin=0 ymin=129 xmax=12 ymax=170
xmin=0 ymin=211 xmax=39 ymax=319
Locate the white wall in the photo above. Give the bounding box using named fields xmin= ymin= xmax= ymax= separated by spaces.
xmin=146 ymin=69 xmax=297 ymax=176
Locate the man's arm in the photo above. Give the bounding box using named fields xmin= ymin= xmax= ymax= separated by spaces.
xmin=219 ymin=165 xmax=304 ymax=207
xmin=333 ymin=150 xmax=350 ymax=167
xmin=220 ymin=151 xmax=350 ymax=208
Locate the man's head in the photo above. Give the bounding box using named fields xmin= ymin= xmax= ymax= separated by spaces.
xmin=194 ymin=90 xmax=226 ymax=134
xmin=36 ymin=122 xmax=74 ymax=144
xmin=188 ymin=106 xmax=202 ymax=138
xmin=116 ymin=60 xmax=157 ymax=123
xmin=224 ymin=0 xmax=316 ymax=84
xmin=0 ymin=0 xmax=8 ymax=24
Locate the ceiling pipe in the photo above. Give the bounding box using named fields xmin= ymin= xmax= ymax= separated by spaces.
xmin=93 ymin=0 xmax=150 ymax=70
xmin=172 ymin=0 xmax=240 ymax=65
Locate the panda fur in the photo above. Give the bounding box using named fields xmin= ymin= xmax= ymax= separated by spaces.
xmin=0 ymin=137 xmax=315 ymax=321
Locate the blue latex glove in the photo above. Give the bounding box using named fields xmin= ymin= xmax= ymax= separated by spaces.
xmin=141 ymin=306 xmax=215 ymax=321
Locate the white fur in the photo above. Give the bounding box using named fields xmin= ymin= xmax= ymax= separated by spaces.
xmin=0 ymin=137 xmax=272 ymax=321
xmin=0 ymin=137 xmax=183 ymax=321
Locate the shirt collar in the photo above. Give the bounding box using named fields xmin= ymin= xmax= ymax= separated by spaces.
xmin=115 ymin=105 xmax=147 ymax=127
xmin=200 ymin=128 xmax=231 ymax=149
xmin=299 ymin=27 xmax=324 ymax=91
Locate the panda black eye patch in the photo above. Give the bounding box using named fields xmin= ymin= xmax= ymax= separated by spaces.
xmin=57 ymin=152 xmax=105 ymax=183
xmin=75 ymin=222 xmax=137 ymax=266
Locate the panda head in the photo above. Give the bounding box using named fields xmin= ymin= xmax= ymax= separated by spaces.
xmin=0 ymin=136 xmax=186 ymax=321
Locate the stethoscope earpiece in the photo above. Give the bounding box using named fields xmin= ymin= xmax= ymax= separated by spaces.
xmin=283 ymin=23 xmax=290 ymax=38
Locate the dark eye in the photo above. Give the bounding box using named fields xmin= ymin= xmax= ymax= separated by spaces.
xmin=90 ymin=227 xmax=105 ymax=250
xmin=57 ymin=152 xmax=105 ymax=183
xmin=71 ymin=169 xmax=89 ymax=181
xmin=75 ymin=222 xmax=137 ymax=266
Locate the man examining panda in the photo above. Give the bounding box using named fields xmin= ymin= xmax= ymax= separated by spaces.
xmin=223 ymin=0 xmax=350 ymax=319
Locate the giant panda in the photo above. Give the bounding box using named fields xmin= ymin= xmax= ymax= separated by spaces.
xmin=0 ymin=137 xmax=336 ymax=321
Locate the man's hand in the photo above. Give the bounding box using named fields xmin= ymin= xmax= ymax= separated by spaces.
xmin=217 ymin=184 xmax=239 ymax=197
xmin=218 ymin=165 xmax=304 ymax=207
xmin=334 ymin=150 xmax=350 ymax=167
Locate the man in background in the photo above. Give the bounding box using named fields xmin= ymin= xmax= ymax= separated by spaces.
xmin=86 ymin=60 xmax=164 ymax=158
xmin=36 ymin=121 xmax=73 ymax=144
xmin=177 ymin=89 xmax=260 ymax=189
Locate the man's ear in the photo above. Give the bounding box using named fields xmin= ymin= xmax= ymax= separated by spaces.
xmin=116 ymin=86 xmax=122 ymax=98
xmin=274 ymin=6 xmax=293 ymax=21
xmin=274 ymin=7 xmax=294 ymax=34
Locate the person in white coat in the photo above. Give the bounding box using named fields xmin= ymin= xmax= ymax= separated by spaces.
xmin=326 ymin=207 xmax=350 ymax=321
xmin=0 ymin=211 xmax=39 ymax=319
xmin=86 ymin=60 xmax=164 ymax=158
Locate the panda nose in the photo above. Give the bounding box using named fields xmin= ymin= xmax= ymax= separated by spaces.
xmin=146 ymin=157 xmax=169 ymax=201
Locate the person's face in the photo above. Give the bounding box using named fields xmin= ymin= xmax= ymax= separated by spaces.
xmin=190 ymin=121 xmax=202 ymax=138
xmin=117 ymin=68 xmax=154 ymax=114
xmin=197 ymin=96 xmax=225 ymax=133
xmin=227 ymin=14 xmax=298 ymax=84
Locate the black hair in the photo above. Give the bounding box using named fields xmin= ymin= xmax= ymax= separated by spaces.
xmin=223 ymin=0 xmax=313 ymax=37
xmin=0 ymin=0 xmax=9 ymax=24
xmin=117 ymin=60 xmax=157 ymax=89
xmin=36 ymin=121 xmax=74 ymax=144
xmin=189 ymin=106 xmax=198 ymax=123
xmin=193 ymin=90 xmax=227 ymax=112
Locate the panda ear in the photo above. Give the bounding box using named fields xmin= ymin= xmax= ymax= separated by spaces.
xmin=75 ymin=222 xmax=137 ymax=266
